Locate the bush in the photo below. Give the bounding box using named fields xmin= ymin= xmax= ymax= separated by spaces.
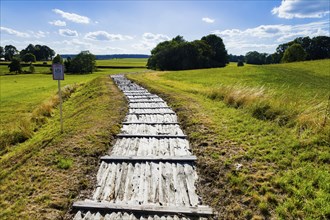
xmin=8 ymin=58 xmax=21 ymax=73
xmin=237 ymin=60 xmax=244 ymax=67
xmin=29 ymin=64 xmax=35 ymax=73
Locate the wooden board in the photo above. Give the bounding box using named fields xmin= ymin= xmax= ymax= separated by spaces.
xmin=117 ymin=134 xmax=187 ymax=139
xmin=127 ymin=112 xmax=175 ymax=115
xmin=100 ymin=155 xmax=196 ymax=163
xmin=72 ymin=200 xmax=214 ymax=217
xmin=122 ymin=122 xmax=179 ymax=125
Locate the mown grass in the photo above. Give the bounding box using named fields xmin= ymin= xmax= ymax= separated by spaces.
xmin=127 ymin=59 xmax=330 ymax=219
xmin=0 ymin=75 xmax=127 ymax=219
xmin=0 ymin=65 xmax=51 ymax=75
xmin=96 ymin=58 xmax=148 ymax=67
xmin=0 ymin=68 xmax=143 ymax=152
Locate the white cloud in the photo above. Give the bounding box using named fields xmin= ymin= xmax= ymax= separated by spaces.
xmin=85 ymin=31 xmax=133 ymax=41
xmin=212 ymin=20 xmax=330 ymax=54
xmin=142 ymin=33 xmax=170 ymax=42
xmin=0 ymin=26 xmax=30 ymax=37
xmin=132 ymin=33 xmax=170 ymax=52
xmin=132 ymin=42 xmax=156 ymax=51
xmin=202 ymin=17 xmax=215 ymax=23
xmin=272 ymin=0 xmax=330 ymax=19
xmin=59 ymin=29 xmax=78 ymax=37
xmin=53 ymin=9 xmax=90 ymax=24
xmin=49 ymin=20 xmax=66 ymax=27
xmin=29 ymin=30 xmax=48 ymax=38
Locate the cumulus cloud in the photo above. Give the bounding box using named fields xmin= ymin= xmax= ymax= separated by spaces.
xmin=202 ymin=17 xmax=215 ymax=23
xmin=212 ymin=20 xmax=330 ymax=54
xmin=49 ymin=20 xmax=66 ymax=26
xmin=85 ymin=31 xmax=133 ymax=41
xmin=59 ymin=29 xmax=78 ymax=37
xmin=132 ymin=33 xmax=170 ymax=52
xmin=29 ymin=30 xmax=48 ymax=38
xmin=142 ymin=33 xmax=170 ymax=42
xmin=213 ymin=20 xmax=329 ymax=42
xmin=0 ymin=26 xmax=30 ymax=37
xmin=272 ymin=0 xmax=330 ymax=19
xmin=53 ymin=9 xmax=90 ymax=24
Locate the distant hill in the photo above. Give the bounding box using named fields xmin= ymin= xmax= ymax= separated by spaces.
xmin=60 ymin=54 xmax=150 ymax=60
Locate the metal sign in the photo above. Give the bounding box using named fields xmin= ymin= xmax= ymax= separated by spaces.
xmin=52 ymin=64 xmax=64 ymax=80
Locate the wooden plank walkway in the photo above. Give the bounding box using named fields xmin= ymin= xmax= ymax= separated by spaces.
xmin=72 ymin=75 xmax=214 ymax=219
xmin=100 ymin=155 xmax=197 ymax=163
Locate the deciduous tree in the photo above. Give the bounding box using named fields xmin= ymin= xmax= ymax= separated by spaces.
xmin=4 ymin=45 xmax=18 ymax=61
xmin=22 ymin=53 xmax=36 ymax=63
xmin=68 ymin=51 xmax=96 ymax=74
xmin=282 ymin=43 xmax=307 ymax=63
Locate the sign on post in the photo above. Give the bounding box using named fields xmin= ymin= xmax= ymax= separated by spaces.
xmin=52 ymin=64 xmax=64 ymax=133
xmin=52 ymin=64 xmax=64 ymax=80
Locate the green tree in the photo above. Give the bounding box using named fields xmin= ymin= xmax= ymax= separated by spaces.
xmin=0 ymin=46 xmax=4 ymax=59
xmin=309 ymin=36 xmax=330 ymax=60
xmin=69 ymin=51 xmax=96 ymax=74
xmin=22 ymin=53 xmax=36 ymax=63
xmin=4 ymin=45 xmax=18 ymax=61
xmin=8 ymin=58 xmax=21 ymax=73
xmin=52 ymin=54 xmax=63 ymax=64
xmin=282 ymin=43 xmax=307 ymax=63
xmin=147 ymin=35 xmax=227 ymax=70
xmin=201 ymin=34 xmax=228 ymax=67
xmin=64 ymin=57 xmax=72 ymax=72
xmin=245 ymin=51 xmax=267 ymax=65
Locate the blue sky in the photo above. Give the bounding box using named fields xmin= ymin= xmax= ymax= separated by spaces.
xmin=1 ymin=0 xmax=329 ymax=55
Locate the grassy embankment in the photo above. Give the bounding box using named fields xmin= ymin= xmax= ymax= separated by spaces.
xmin=127 ymin=60 xmax=330 ymax=220
xmin=0 ymin=59 xmax=146 ymax=219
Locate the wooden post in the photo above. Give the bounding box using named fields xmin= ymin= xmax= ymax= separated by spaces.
xmin=58 ymin=79 xmax=63 ymax=133
xmin=53 ymin=63 xmax=64 ymax=133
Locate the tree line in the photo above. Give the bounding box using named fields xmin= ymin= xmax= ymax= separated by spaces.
xmin=242 ymin=36 xmax=330 ymax=65
xmin=1 ymin=44 xmax=96 ymax=74
xmin=0 ymin=44 xmax=55 ymax=62
xmin=147 ymin=34 xmax=228 ymax=70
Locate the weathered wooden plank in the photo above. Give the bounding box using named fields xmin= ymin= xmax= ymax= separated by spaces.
xmin=116 ymin=134 xmax=187 ymax=139
xmin=129 ymin=107 xmax=171 ymax=109
xmin=100 ymin=155 xmax=196 ymax=163
xmin=72 ymin=200 xmax=214 ymax=216
xmin=129 ymin=100 xmax=166 ymax=103
xmin=127 ymin=113 xmax=176 ymax=115
xmin=127 ymin=96 xmax=159 ymax=99
xmin=124 ymin=90 xmax=149 ymax=93
xmin=122 ymin=122 xmax=179 ymax=125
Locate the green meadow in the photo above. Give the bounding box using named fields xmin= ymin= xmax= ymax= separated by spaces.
xmin=127 ymin=59 xmax=330 ymax=219
xmin=96 ymin=58 xmax=148 ymax=67
xmin=0 ymin=63 xmax=146 ymax=218
xmin=0 ymin=59 xmax=329 ymax=219
xmin=0 ymin=67 xmax=144 ymax=150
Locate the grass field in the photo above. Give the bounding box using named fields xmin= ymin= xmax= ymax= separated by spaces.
xmin=0 ymin=75 xmax=127 ymax=219
xmin=96 ymin=58 xmax=147 ymax=67
xmin=0 ymin=58 xmax=147 ymax=75
xmin=0 ymin=68 xmax=144 ymax=151
xmin=127 ymin=60 xmax=330 ymax=219
xmin=0 ymin=65 xmax=148 ymax=218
